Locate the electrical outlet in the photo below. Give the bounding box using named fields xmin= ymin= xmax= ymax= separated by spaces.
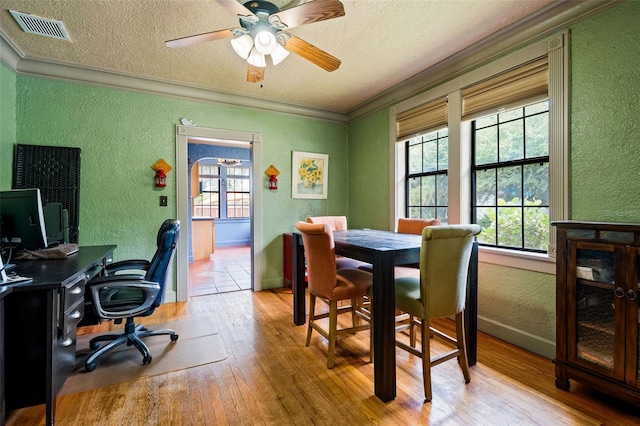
xmin=159 ymin=195 xmax=168 ymax=207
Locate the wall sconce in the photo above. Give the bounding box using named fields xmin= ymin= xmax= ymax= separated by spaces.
xmin=264 ymin=165 xmax=280 ymax=191
xmin=151 ymin=159 xmax=172 ymax=188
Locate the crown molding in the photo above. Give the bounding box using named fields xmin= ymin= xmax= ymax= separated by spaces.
xmin=347 ymin=0 xmax=624 ymax=122
xmin=0 ymin=34 xmax=348 ymax=124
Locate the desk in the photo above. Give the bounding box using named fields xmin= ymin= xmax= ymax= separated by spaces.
xmin=2 ymin=245 xmax=115 ymax=426
xmin=291 ymin=229 xmax=478 ymax=402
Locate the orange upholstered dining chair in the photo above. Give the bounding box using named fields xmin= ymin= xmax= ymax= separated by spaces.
xmin=295 ymin=221 xmax=373 ymax=368
xmin=305 ymin=216 xmax=368 ymax=270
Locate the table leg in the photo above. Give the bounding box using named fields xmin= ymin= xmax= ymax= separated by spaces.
xmin=292 ymin=233 xmax=306 ymax=326
xmin=372 ymin=251 xmax=397 ymax=402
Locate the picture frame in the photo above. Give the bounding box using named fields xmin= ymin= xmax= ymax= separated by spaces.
xmin=292 ymin=151 xmax=328 ymax=199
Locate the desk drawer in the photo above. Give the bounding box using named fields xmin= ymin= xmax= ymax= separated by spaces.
xmin=64 ymin=278 xmax=86 ymax=311
xmin=62 ymin=297 xmax=84 ymax=337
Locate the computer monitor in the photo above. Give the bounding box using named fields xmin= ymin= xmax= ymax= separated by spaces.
xmin=43 ymin=202 xmax=69 ymax=245
xmin=0 ymin=188 xmax=49 ymax=250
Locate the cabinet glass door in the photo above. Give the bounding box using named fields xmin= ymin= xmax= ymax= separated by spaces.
xmin=568 ymin=241 xmax=623 ymax=379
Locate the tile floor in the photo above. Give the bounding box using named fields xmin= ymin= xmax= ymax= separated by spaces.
xmin=188 ymin=245 xmax=251 ymax=296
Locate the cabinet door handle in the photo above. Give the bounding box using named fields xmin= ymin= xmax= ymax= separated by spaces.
xmin=61 ymin=337 xmax=73 ymax=347
xmin=614 ymin=287 xmax=625 ymax=298
xmin=70 ymin=286 xmax=83 ymax=295
xmin=626 ymin=289 xmax=637 ymax=301
xmin=69 ymin=310 xmax=82 ymax=319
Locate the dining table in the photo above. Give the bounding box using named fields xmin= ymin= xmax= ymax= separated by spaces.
xmin=291 ymin=228 xmax=478 ymax=402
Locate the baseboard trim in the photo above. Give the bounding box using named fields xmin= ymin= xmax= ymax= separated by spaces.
xmin=478 ymin=315 xmax=555 ymax=360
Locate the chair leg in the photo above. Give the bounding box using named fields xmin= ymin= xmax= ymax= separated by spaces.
xmin=327 ymin=300 xmax=338 ymax=369
xmin=306 ymin=294 xmax=316 ymax=347
xmin=351 ymin=298 xmax=361 ymax=327
xmin=409 ymin=315 xmax=417 ymax=347
xmin=455 ymin=311 xmax=471 ymax=384
xmin=421 ymin=318 xmax=432 ymax=402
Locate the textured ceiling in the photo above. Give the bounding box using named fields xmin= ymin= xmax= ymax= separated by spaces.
xmin=0 ymin=0 xmax=562 ymax=114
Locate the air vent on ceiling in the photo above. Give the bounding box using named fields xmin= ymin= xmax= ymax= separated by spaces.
xmin=10 ymin=10 xmax=71 ymax=41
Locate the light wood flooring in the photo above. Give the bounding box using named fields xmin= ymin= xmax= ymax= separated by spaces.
xmin=6 ymin=289 xmax=640 ymax=425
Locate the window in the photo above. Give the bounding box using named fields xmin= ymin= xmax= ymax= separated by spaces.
xmin=193 ymin=164 xmax=220 ymax=218
xmin=471 ymin=100 xmax=549 ymax=252
xmin=192 ymin=162 xmax=251 ymax=219
xmin=393 ymin=32 xmax=567 ymax=272
xmin=406 ymin=129 xmax=449 ymax=222
xmin=226 ymin=166 xmax=250 ymax=218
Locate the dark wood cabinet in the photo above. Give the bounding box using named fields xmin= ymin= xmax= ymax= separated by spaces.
xmin=553 ymin=221 xmax=640 ymax=405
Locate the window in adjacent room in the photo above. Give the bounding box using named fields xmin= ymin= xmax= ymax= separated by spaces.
xmin=471 ymin=100 xmax=549 ymax=252
xmin=193 ymin=163 xmax=220 ymax=218
xmin=226 ymin=165 xmax=250 ymax=218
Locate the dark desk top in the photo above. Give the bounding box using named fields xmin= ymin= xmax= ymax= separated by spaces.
xmin=9 ymin=245 xmax=116 ymax=291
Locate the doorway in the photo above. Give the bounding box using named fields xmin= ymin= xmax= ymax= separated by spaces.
xmin=175 ymin=125 xmax=263 ymax=302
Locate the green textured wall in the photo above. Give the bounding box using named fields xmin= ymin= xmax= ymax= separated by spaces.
xmin=14 ymin=75 xmax=348 ymax=291
xmin=0 ymin=61 xmax=16 ymax=190
xmin=347 ymin=2 xmax=640 ymax=354
xmin=571 ymin=0 xmax=640 ymax=223
xmin=347 ymin=108 xmax=390 ymax=230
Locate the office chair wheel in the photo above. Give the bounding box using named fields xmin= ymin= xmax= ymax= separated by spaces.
xmin=143 ymin=355 xmax=152 ymax=365
xmin=85 ymin=362 xmax=97 ymax=372
xmin=170 ymin=334 xmax=179 ymax=342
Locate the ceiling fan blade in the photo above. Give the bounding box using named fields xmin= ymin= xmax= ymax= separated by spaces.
xmin=165 ymin=29 xmax=234 ymax=48
xmin=247 ymin=64 xmax=265 ymax=83
xmin=283 ymin=34 xmax=341 ymax=72
xmin=216 ymin=0 xmax=257 ymax=18
xmin=274 ymin=0 xmax=345 ymax=29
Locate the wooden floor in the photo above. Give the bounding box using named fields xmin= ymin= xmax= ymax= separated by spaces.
xmin=6 ymin=289 xmax=640 ymax=425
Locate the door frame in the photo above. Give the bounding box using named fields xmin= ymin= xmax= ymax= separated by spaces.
xmin=175 ymin=125 xmax=263 ymax=301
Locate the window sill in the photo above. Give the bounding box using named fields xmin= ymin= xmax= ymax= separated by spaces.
xmin=478 ymin=246 xmax=556 ymax=274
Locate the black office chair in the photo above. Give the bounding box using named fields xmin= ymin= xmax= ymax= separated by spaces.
xmin=82 ymin=219 xmax=180 ymax=372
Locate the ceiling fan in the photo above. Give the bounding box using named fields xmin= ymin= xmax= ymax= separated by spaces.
xmin=165 ymin=0 xmax=345 ymax=83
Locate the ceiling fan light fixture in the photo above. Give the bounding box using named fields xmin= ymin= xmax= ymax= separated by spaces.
xmin=270 ymin=43 xmax=290 ymax=65
xmin=231 ymin=34 xmax=254 ymax=59
xmin=253 ymin=30 xmax=277 ymax=55
xmin=247 ymin=47 xmax=267 ymax=67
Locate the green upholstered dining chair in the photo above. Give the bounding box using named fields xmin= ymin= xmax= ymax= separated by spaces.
xmin=394 ymin=224 xmax=481 ymax=402
xmin=296 ymin=221 xmax=373 ymax=368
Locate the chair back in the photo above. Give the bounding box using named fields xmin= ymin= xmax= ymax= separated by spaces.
xmin=146 ymin=219 xmax=180 ymax=309
xmin=306 ymin=215 xmax=348 ymax=231
xmin=397 ymin=217 xmax=441 ymax=235
xmin=420 ymin=225 xmax=480 ymax=319
xmin=296 ymin=221 xmax=337 ymax=300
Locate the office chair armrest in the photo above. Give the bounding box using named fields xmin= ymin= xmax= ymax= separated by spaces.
xmin=105 ymin=259 xmax=151 ymax=275
xmin=87 ymin=277 xmax=161 ymax=320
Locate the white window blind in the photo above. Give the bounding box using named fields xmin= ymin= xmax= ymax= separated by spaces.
xmin=396 ymin=96 xmax=448 ymax=140
xmin=462 ymin=57 xmax=548 ymax=120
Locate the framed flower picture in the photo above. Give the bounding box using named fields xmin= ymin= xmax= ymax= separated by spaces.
xmin=292 ymin=151 xmax=328 ymax=199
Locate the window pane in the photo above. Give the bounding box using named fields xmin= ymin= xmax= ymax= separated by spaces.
xmin=436 ymin=174 xmax=447 ymax=206
xmin=525 ymin=111 xmax=549 ymax=158
xmin=499 ymin=108 xmax=523 ymax=122
xmin=408 ymin=207 xmax=421 ymax=218
xmin=476 ymin=207 xmax=496 ymax=245
xmin=201 ymin=178 xmax=219 ymax=192
xmin=476 ymin=115 xmax=497 ymax=128
xmin=523 ymin=163 xmax=549 ymax=204
xmin=408 ymin=143 xmax=422 ymax=174
xmin=524 ymin=206 xmax=549 ymax=251
xmin=438 ymin=136 xmax=448 ymax=170
xmin=497 ymin=166 xmax=522 ymax=205
xmin=436 ymin=207 xmax=448 ymax=223
xmin=408 ymin=177 xmax=421 ymax=205
xmin=499 ymin=120 xmax=524 ymax=162
xmin=475 ymin=126 xmax=497 ymax=165
xmin=475 ymin=169 xmax=496 ymax=206
xmin=421 ymin=207 xmax=436 ymax=219
xmin=227 ymin=193 xmax=249 ymax=218
xmin=525 ymin=100 xmax=548 ymax=115
xmin=423 ymin=140 xmax=437 ymax=172
xmin=497 ymin=207 xmax=522 ymax=248
xmin=421 ymin=175 xmax=436 ymax=206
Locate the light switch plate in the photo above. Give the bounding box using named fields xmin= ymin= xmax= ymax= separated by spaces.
xmin=159 ymin=195 xmax=168 ymax=207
